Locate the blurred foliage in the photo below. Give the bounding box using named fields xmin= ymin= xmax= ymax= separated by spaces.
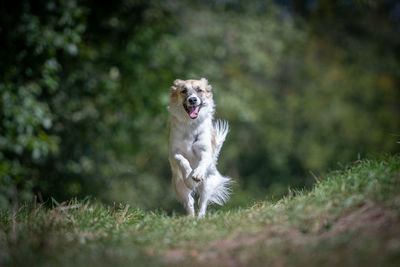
xmin=0 ymin=0 xmax=399 ymax=210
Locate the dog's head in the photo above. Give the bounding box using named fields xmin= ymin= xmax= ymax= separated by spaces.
xmin=169 ymin=78 xmax=214 ymax=120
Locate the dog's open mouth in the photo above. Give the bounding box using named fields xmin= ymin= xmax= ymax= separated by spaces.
xmin=184 ymin=104 xmax=201 ymax=119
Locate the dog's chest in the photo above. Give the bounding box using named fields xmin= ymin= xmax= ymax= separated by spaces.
xmin=170 ymin=122 xmax=205 ymax=158
xmin=169 ymin=118 xmax=213 ymax=161
xmin=173 ymin=128 xmax=198 ymax=151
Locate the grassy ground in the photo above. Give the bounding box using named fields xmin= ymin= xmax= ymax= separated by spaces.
xmin=1 ymin=154 xmax=400 ymax=266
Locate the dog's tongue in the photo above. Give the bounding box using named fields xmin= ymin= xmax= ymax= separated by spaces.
xmin=189 ymin=106 xmax=200 ymax=119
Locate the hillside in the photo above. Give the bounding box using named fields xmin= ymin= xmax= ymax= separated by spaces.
xmin=1 ymin=154 xmax=399 ymax=266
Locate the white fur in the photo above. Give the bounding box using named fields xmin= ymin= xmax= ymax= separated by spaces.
xmin=168 ymin=79 xmax=232 ymax=218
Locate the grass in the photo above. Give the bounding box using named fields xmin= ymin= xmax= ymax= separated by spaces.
xmin=1 ymin=154 xmax=400 ymax=266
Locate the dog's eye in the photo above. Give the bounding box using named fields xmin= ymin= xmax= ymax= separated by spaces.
xmin=196 ymin=87 xmax=203 ymax=92
xmin=181 ymin=89 xmax=187 ymax=94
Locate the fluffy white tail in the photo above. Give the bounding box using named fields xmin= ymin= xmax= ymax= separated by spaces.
xmin=206 ymin=172 xmax=233 ymax=206
xmin=207 ymin=120 xmax=232 ymax=205
xmin=213 ymin=120 xmax=229 ymax=164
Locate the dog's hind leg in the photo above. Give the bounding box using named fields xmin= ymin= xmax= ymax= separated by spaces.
xmin=197 ymin=182 xmax=210 ymax=218
xmin=198 ymin=195 xmax=208 ymax=218
xmin=174 ymin=177 xmax=195 ymax=217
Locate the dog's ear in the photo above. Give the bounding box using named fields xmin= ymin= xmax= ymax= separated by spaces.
xmin=174 ymin=79 xmax=184 ymax=87
xmin=200 ymin=77 xmax=212 ymax=92
xmin=171 ymin=79 xmax=184 ymax=91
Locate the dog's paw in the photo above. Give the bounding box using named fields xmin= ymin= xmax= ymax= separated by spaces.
xmin=191 ymin=167 xmax=206 ymax=183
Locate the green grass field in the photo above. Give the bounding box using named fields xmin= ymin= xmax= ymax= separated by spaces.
xmin=1 ymin=154 xmax=399 ymax=266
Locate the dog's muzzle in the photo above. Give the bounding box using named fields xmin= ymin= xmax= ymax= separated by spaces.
xmin=184 ymin=95 xmax=202 ymax=119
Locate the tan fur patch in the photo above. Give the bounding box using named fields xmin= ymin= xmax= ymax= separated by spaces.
xmin=169 ymin=87 xmax=179 ymax=104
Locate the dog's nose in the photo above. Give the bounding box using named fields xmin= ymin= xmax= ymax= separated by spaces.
xmin=188 ymin=96 xmax=198 ymax=105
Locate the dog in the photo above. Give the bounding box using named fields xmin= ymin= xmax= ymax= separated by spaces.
xmin=168 ymin=78 xmax=232 ymax=217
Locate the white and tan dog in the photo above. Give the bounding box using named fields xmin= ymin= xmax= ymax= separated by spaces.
xmin=168 ymin=78 xmax=232 ymax=217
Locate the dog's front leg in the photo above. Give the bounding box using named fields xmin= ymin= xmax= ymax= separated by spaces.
xmin=173 ymin=154 xmax=192 ymax=177
xmin=173 ymin=153 xmax=195 ymax=189
xmin=191 ymin=137 xmax=212 ymax=183
xmin=173 ymin=153 xmax=196 ymax=216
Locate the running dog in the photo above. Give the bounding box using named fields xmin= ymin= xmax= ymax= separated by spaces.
xmin=168 ymin=78 xmax=232 ymax=217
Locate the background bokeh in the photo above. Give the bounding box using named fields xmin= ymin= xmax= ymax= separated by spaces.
xmin=1 ymin=0 xmax=399 ymax=212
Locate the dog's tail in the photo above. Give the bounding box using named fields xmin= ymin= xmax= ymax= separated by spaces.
xmin=213 ymin=120 xmax=229 ymax=164
xmin=209 ymin=120 xmax=232 ymax=205
xmin=206 ymin=172 xmax=233 ymax=206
